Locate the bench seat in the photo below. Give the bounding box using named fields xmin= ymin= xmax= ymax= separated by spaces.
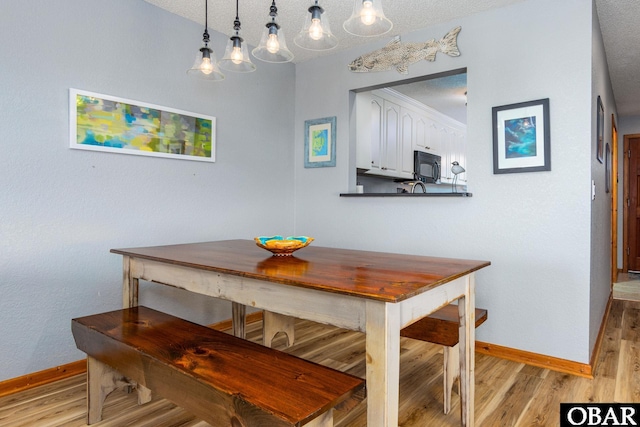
xmin=72 ymin=306 xmax=365 ymax=427
xmin=401 ymin=304 xmax=488 ymax=414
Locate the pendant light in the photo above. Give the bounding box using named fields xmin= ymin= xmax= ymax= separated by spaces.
xmin=294 ymin=1 xmax=338 ymax=51
xmin=252 ymin=1 xmax=294 ymax=63
xmin=187 ymin=0 xmax=225 ymax=81
xmin=218 ymin=0 xmax=256 ymax=73
xmin=343 ymin=0 xmax=393 ymax=37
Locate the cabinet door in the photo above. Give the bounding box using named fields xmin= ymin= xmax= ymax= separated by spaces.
xmin=382 ymin=100 xmax=401 ymax=174
xmin=369 ymin=95 xmax=384 ymax=172
xmin=400 ymin=109 xmax=415 ymax=176
xmin=414 ymin=114 xmax=440 ymax=155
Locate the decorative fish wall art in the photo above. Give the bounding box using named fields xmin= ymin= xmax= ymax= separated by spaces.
xmin=348 ymin=26 xmax=461 ymax=74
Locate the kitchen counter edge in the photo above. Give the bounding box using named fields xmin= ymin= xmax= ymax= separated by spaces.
xmin=340 ymin=192 xmax=473 ymax=197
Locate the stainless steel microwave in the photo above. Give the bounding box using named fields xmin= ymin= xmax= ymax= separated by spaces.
xmin=414 ymin=151 xmax=441 ymax=184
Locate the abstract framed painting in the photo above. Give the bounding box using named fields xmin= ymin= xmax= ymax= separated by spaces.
xmin=304 ymin=116 xmax=336 ymax=168
xmin=70 ymin=89 xmax=215 ymax=162
xmin=492 ymin=98 xmax=550 ymax=174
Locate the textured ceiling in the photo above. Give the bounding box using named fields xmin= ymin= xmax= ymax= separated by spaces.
xmin=595 ymin=0 xmax=640 ymax=116
xmin=144 ymin=0 xmax=639 ymax=117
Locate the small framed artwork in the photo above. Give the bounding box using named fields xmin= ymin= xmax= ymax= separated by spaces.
xmin=304 ymin=116 xmax=336 ymax=168
xmin=596 ymin=96 xmax=604 ymax=164
xmin=605 ymin=142 xmax=611 ymax=193
xmin=70 ymin=89 xmax=215 ymax=162
xmin=492 ymin=98 xmax=550 ymax=174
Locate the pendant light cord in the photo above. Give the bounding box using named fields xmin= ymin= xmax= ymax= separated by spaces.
xmin=234 ymin=0 xmax=240 ymax=31
xmin=203 ymin=0 xmax=210 ymax=44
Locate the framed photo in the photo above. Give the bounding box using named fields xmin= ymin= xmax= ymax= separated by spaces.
xmin=605 ymin=143 xmax=611 ymax=193
xmin=492 ymin=98 xmax=550 ymax=174
xmin=70 ymin=89 xmax=215 ymax=162
xmin=596 ymin=96 xmax=604 ymax=164
xmin=304 ymin=116 xmax=336 ymax=168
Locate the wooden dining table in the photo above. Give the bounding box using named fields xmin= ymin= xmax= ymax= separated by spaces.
xmin=111 ymin=239 xmax=490 ymax=427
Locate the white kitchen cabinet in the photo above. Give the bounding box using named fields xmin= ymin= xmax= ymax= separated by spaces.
xmin=365 ymin=94 xmax=413 ymax=180
xmin=411 ymin=108 xmax=440 ymax=155
xmin=356 ymin=88 xmax=465 ymax=182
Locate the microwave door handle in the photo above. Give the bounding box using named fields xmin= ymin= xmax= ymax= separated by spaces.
xmin=434 ymin=162 xmax=440 ymax=181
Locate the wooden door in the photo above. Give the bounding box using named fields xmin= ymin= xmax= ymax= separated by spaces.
xmin=626 ymin=136 xmax=640 ymax=271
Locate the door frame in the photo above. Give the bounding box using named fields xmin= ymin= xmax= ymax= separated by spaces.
xmin=623 ymin=133 xmax=640 ymax=272
xmin=611 ymin=116 xmax=617 ymax=283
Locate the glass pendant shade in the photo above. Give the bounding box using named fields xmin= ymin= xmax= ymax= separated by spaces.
xmin=219 ymin=31 xmax=256 ymax=72
xmin=343 ymin=0 xmax=392 ymax=37
xmin=294 ymin=2 xmax=338 ymax=51
xmin=252 ymin=2 xmax=294 ymax=63
xmin=253 ymin=24 xmax=294 ymax=63
xmin=187 ymin=46 xmax=225 ymax=81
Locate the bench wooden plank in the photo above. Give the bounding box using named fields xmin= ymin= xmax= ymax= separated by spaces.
xmin=72 ymin=306 xmax=365 ymax=427
xmin=400 ymin=304 xmax=488 ymax=347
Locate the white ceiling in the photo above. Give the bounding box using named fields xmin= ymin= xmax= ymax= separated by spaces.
xmin=144 ymin=0 xmax=640 ymax=116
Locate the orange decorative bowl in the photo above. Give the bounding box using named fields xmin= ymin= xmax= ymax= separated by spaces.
xmin=254 ymin=236 xmax=314 ymax=256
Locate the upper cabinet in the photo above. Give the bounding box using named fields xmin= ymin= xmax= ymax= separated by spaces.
xmin=356 ymin=88 xmax=466 ymax=183
xmin=362 ymin=94 xmax=414 ymax=180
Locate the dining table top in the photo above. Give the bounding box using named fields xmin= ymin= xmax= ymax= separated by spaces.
xmin=111 ymin=239 xmax=490 ymax=303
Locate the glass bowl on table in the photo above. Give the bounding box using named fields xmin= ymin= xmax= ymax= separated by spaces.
xmin=254 ymin=236 xmax=314 ymax=256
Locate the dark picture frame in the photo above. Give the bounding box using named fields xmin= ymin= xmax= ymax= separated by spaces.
xmin=492 ymin=98 xmax=550 ymax=174
xmin=596 ymin=96 xmax=604 ymax=164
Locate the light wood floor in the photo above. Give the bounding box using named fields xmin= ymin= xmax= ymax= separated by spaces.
xmin=1 ymin=299 xmax=639 ymax=427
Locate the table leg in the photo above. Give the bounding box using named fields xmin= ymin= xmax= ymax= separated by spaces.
xmin=365 ymin=300 xmax=400 ymax=427
xmin=121 ymin=256 xmax=144 ymax=397
xmin=122 ymin=256 xmax=139 ymax=309
xmin=458 ymin=273 xmax=476 ymax=427
xmin=232 ymin=302 xmax=246 ymax=339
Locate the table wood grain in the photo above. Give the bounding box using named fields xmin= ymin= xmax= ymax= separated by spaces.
xmin=111 ymin=240 xmax=490 ymax=303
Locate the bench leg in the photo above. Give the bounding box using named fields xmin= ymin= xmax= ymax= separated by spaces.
xmin=263 ymin=311 xmax=295 ymax=348
xmin=87 ymin=356 xmax=130 ymax=424
xmin=302 ymin=409 xmax=333 ymax=427
xmin=137 ymin=384 xmax=152 ymax=405
xmin=443 ymin=344 xmax=460 ymax=415
xmin=232 ymin=302 xmax=246 ymax=339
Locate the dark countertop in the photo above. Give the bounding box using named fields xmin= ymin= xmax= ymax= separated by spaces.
xmin=340 ymin=192 xmax=473 ymax=197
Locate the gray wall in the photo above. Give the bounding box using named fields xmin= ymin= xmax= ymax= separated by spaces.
xmin=0 ymin=0 xmax=618 ymax=382
xmin=0 ymin=0 xmax=295 ymax=381
xmin=293 ymin=0 xmax=604 ymax=363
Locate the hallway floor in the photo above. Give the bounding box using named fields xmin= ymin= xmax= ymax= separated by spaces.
xmin=613 ymin=272 xmax=640 ymax=301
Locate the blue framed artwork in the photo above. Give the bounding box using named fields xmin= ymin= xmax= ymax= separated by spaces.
xmin=492 ymin=98 xmax=550 ymax=174
xmin=304 ymin=116 xmax=336 ymax=168
xmin=70 ymin=89 xmax=215 ymax=162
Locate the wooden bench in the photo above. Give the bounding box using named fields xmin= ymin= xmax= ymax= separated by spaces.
xmin=264 ymin=304 xmax=487 ymax=415
xmin=401 ymin=304 xmax=488 ymax=414
xmin=72 ymin=306 xmax=366 ymax=427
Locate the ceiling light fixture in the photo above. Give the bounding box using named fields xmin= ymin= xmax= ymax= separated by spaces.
xmin=187 ymin=0 xmax=225 ymax=81
xmin=294 ymin=1 xmax=338 ymax=51
xmin=218 ymin=0 xmax=256 ymax=73
xmin=343 ymin=0 xmax=392 ymax=37
xmin=252 ymin=0 xmax=294 ymax=63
